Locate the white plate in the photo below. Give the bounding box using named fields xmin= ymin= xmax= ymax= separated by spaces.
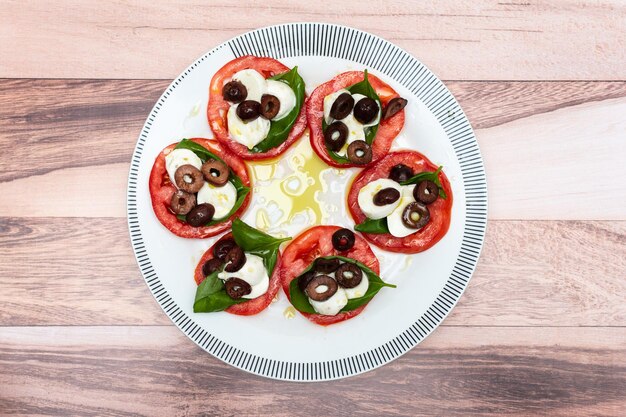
xmin=127 ymin=23 xmax=487 ymax=381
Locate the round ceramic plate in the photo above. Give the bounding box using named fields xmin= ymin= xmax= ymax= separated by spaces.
xmin=127 ymin=23 xmax=487 ymax=381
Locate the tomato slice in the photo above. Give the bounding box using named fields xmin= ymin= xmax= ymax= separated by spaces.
xmin=149 ymin=138 xmax=251 ymax=239
xmin=347 ymin=151 xmax=453 ymax=253
xmin=194 ymin=234 xmax=281 ymax=315
xmin=207 ymin=55 xmax=307 ymax=160
xmin=278 ymin=225 xmax=380 ymax=326
xmin=306 ymin=71 xmax=405 ymax=168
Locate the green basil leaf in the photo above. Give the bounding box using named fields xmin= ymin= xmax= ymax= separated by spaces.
xmin=288 ymin=277 xmax=317 ymax=314
xmin=231 ymin=218 xmax=291 ymax=275
xmin=250 ymin=67 xmax=306 ymax=153
xmin=347 ymin=70 xmax=380 ymax=102
xmin=400 ymin=166 xmax=447 ymax=199
xmin=288 ymin=255 xmax=395 ymax=314
xmin=193 ymin=270 xmax=245 ymax=313
xmin=174 ymin=138 xmax=224 ymax=164
xmin=354 ymin=217 xmax=389 ymax=234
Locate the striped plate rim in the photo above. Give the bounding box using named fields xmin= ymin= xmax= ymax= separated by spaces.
xmin=127 ymin=23 xmax=488 ymax=381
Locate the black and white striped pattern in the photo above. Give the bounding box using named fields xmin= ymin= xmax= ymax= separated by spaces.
xmin=127 ymin=23 xmax=487 ymax=381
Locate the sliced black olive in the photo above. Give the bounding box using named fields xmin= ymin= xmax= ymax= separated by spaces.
xmin=174 ymin=164 xmax=204 ymax=193
xmin=297 ymin=270 xmax=316 ymax=292
xmin=353 ymin=97 xmax=379 ymax=124
xmin=347 ymin=140 xmax=372 ymax=165
xmin=201 ymin=159 xmax=229 ymax=187
xmin=222 ymin=80 xmax=248 ymax=103
xmin=402 ymin=202 xmax=430 ymax=230
xmin=202 ymin=258 xmax=224 ymax=276
xmin=213 ymin=238 xmax=237 ymax=261
xmin=373 ymin=187 xmax=400 ymax=206
xmin=324 ymin=121 xmax=348 ymax=152
xmin=236 ymin=100 xmax=261 ymax=121
xmin=382 ymin=97 xmax=408 ymax=120
xmin=305 ymin=275 xmax=338 ymax=302
xmin=332 ymin=228 xmax=355 ymax=252
xmin=169 ymin=190 xmax=196 ymax=215
xmin=315 ymin=258 xmax=341 ymax=273
xmin=224 ymin=277 xmax=252 ymax=299
xmin=335 ymin=263 xmax=363 ymax=289
xmin=329 ymin=93 xmax=354 ymax=120
xmin=388 ymin=164 xmax=413 ymax=183
xmin=260 ymin=94 xmax=280 ymax=119
xmin=224 ymin=246 xmax=246 ymax=272
xmin=414 ymin=180 xmax=439 ymax=205
xmin=187 ymin=203 xmax=215 ymax=227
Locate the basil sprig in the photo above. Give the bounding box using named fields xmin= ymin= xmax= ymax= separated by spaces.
xmin=400 ymin=166 xmax=447 ymax=199
xmin=193 ymin=219 xmax=291 ymax=313
xmin=173 ymin=139 xmax=250 ymax=226
xmin=250 ymin=67 xmax=305 ymax=153
xmin=354 ymin=167 xmax=447 ymax=234
xmin=288 ymin=255 xmax=395 ymax=314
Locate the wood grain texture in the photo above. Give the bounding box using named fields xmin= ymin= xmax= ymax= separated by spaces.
xmin=1 ymin=326 xmax=624 ymax=416
xmin=1 ymin=1 xmax=625 ymax=80
xmin=1 ymin=80 xmax=625 ymax=219
xmin=1 ymin=217 xmax=624 ymax=327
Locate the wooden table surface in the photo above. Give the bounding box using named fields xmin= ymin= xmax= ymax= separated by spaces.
xmin=1 ymin=1 xmax=625 ymax=416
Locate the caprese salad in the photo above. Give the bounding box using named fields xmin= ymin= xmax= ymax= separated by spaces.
xmin=149 ymin=138 xmax=251 ymax=238
xmin=307 ymin=70 xmax=406 ymax=167
xmin=207 ymin=55 xmax=307 ymax=160
xmin=193 ymin=219 xmax=290 ymax=315
xmin=348 ymin=151 xmax=453 ymax=253
xmin=279 ymin=225 xmax=395 ymax=326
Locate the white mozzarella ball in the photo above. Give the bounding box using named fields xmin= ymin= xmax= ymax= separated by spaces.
xmin=309 ymin=287 xmax=348 ymax=316
xmin=387 ymin=185 xmax=420 ymax=238
xmin=164 ymin=149 xmax=203 ymax=187
xmin=343 ymin=274 xmax=369 ymax=300
xmin=196 ymin=180 xmax=237 ymax=220
xmin=218 ymin=254 xmax=269 ymax=299
xmin=265 ymin=79 xmax=296 ymax=120
xmin=357 ymin=178 xmax=403 ymax=219
xmin=231 ymin=69 xmax=266 ymax=102
xmin=227 ymin=104 xmax=271 ymax=149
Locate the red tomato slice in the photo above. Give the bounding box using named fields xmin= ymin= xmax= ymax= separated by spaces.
xmin=207 ymin=55 xmax=307 ymax=161
xmin=278 ymin=225 xmax=380 ymax=326
xmin=194 ymin=234 xmax=281 ymax=316
xmin=306 ymin=71 xmax=405 ymax=168
xmin=149 ymin=138 xmax=251 ymax=239
xmin=347 ymin=151 xmax=453 ymax=253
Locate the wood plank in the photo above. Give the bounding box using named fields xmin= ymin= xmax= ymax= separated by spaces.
xmin=1 ymin=1 xmax=625 ymax=80
xmin=1 ymin=217 xmax=624 ymax=327
xmin=1 ymin=326 xmax=624 ymax=416
xmin=1 ymin=80 xmax=625 ymax=220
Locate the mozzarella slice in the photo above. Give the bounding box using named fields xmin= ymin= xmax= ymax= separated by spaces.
xmin=227 ymin=104 xmax=271 ymax=149
xmin=196 ymin=180 xmax=237 ymax=220
xmin=343 ymin=274 xmax=369 ymax=300
xmin=231 ymin=69 xmax=266 ymax=102
xmin=309 ymin=287 xmax=348 ymax=316
xmin=357 ymin=178 xmax=403 ymax=219
xmin=164 ymin=149 xmax=202 ymax=187
xmin=323 ymin=89 xmax=350 ymax=124
xmin=387 ymin=185 xmax=420 ymax=238
xmin=342 ymin=113 xmax=366 ymax=145
xmin=218 ymin=254 xmax=269 ymax=299
xmin=265 ymin=79 xmax=296 ymax=120
xmin=352 ymin=93 xmax=381 ymax=127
